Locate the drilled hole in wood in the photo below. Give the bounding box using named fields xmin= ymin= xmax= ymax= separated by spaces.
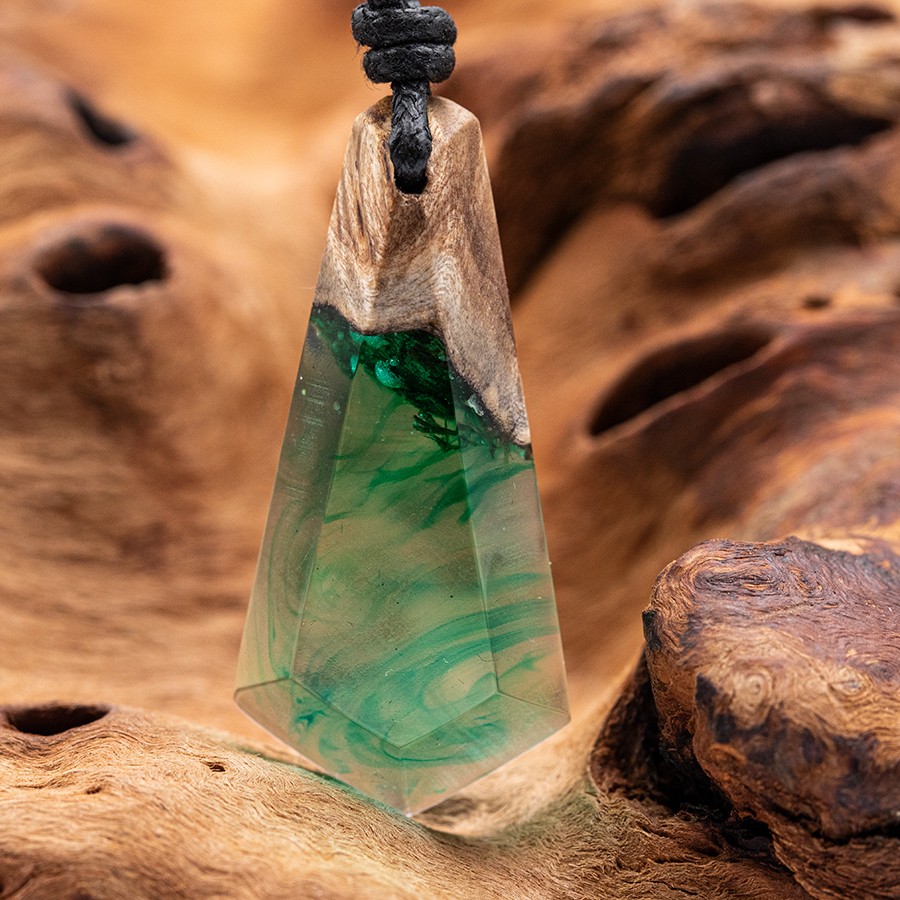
xmin=590 ymin=328 xmax=773 ymax=435
xmin=4 ymin=704 xmax=110 ymax=736
xmin=66 ymin=89 xmax=137 ymax=148
xmin=34 ymin=224 xmax=167 ymax=295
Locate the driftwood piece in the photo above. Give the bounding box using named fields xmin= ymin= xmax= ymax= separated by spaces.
xmin=447 ymin=1 xmax=900 ymax=293
xmin=644 ymin=536 xmax=900 ymax=899
xmin=446 ymin=0 xmax=900 ymax=698
xmin=586 ymin=299 xmax=900 ymax=900
xmin=0 ymin=701 xmax=810 ymax=899
xmin=0 ymin=1 xmax=899 ymax=897
xmin=0 ymin=37 xmax=323 ymax=739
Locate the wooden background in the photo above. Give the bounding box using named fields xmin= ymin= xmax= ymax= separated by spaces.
xmin=0 ymin=1 xmax=897 ymax=897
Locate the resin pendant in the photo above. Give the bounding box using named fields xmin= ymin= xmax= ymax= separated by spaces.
xmin=235 ymin=97 xmax=568 ymax=814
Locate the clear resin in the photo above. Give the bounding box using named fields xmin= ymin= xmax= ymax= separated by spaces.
xmin=236 ymin=305 xmax=568 ymax=814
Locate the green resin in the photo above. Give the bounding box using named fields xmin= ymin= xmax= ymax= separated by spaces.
xmin=236 ymin=305 xmax=568 ymax=814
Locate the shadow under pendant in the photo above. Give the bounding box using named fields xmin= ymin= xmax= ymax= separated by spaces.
xmin=235 ymin=96 xmax=569 ymax=815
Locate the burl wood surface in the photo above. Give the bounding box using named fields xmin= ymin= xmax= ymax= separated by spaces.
xmin=0 ymin=1 xmax=898 ymax=898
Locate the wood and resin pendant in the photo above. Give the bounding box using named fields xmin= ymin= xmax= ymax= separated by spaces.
xmin=235 ymin=97 xmax=569 ymax=815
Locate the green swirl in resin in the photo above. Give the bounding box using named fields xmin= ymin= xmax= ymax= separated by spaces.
xmin=236 ymin=305 xmax=568 ymax=814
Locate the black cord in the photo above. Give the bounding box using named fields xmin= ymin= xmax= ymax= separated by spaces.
xmin=351 ymin=1 xmax=457 ymax=194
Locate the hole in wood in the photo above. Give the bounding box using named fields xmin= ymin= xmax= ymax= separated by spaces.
xmin=66 ymin=89 xmax=137 ymax=148
xmin=590 ymin=327 xmax=773 ymax=435
xmin=34 ymin=224 xmax=167 ymax=296
xmin=813 ymin=3 xmax=896 ymax=25
xmin=5 ymin=704 xmax=110 ymax=736
xmin=651 ymin=106 xmax=892 ymax=217
xmin=204 ymin=761 xmax=226 ymax=773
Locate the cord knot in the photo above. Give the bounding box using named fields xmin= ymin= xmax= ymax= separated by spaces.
xmin=351 ymin=1 xmax=457 ymax=193
xmin=352 ymin=3 xmax=457 ymax=84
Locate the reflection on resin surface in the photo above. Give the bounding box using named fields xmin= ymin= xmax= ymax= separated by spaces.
xmin=236 ymin=305 xmax=568 ymax=814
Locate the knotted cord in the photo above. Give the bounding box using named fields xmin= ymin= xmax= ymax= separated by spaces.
xmin=351 ymin=1 xmax=457 ymax=193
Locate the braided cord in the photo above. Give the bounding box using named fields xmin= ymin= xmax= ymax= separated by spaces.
xmin=351 ymin=1 xmax=457 ymax=193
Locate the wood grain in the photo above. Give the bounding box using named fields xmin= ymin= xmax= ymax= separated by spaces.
xmin=317 ymin=96 xmax=529 ymax=446
xmin=643 ymin=536 xmax=900 ymax=899
xmin=0 ymin=702 xmax=808 ymax=899
xmin=0 ymin=0 xmax=898 ymax=897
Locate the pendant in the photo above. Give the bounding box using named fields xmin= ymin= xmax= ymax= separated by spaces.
xmin=235 ymin=97 xmax=569 ymax=815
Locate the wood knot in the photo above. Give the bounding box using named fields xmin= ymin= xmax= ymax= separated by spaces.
xmin=638 ymin=536 xmax=900 ymax=896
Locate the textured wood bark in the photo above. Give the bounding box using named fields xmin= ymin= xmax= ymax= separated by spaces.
xmin=447 ymin=1 xmax=900 ymax=292
xmin=1 ymin=699 xmax=813 ymax=899
xmin=0 ymin=1 xmax=898 ymax=898
xmin=643 ymin=536 xmax=900 ymax=899
xmin=453 ymin=0 xmax=900 ymax=700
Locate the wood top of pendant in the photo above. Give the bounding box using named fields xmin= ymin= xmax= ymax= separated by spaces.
xmin=314 ymin=96 xmax=530 ymax=448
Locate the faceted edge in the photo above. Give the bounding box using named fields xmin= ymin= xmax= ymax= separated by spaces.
xmin=235 ymin=677 xmax=569 ymax=815
xmin=289 ymin=305 xmax=501 ymax=747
